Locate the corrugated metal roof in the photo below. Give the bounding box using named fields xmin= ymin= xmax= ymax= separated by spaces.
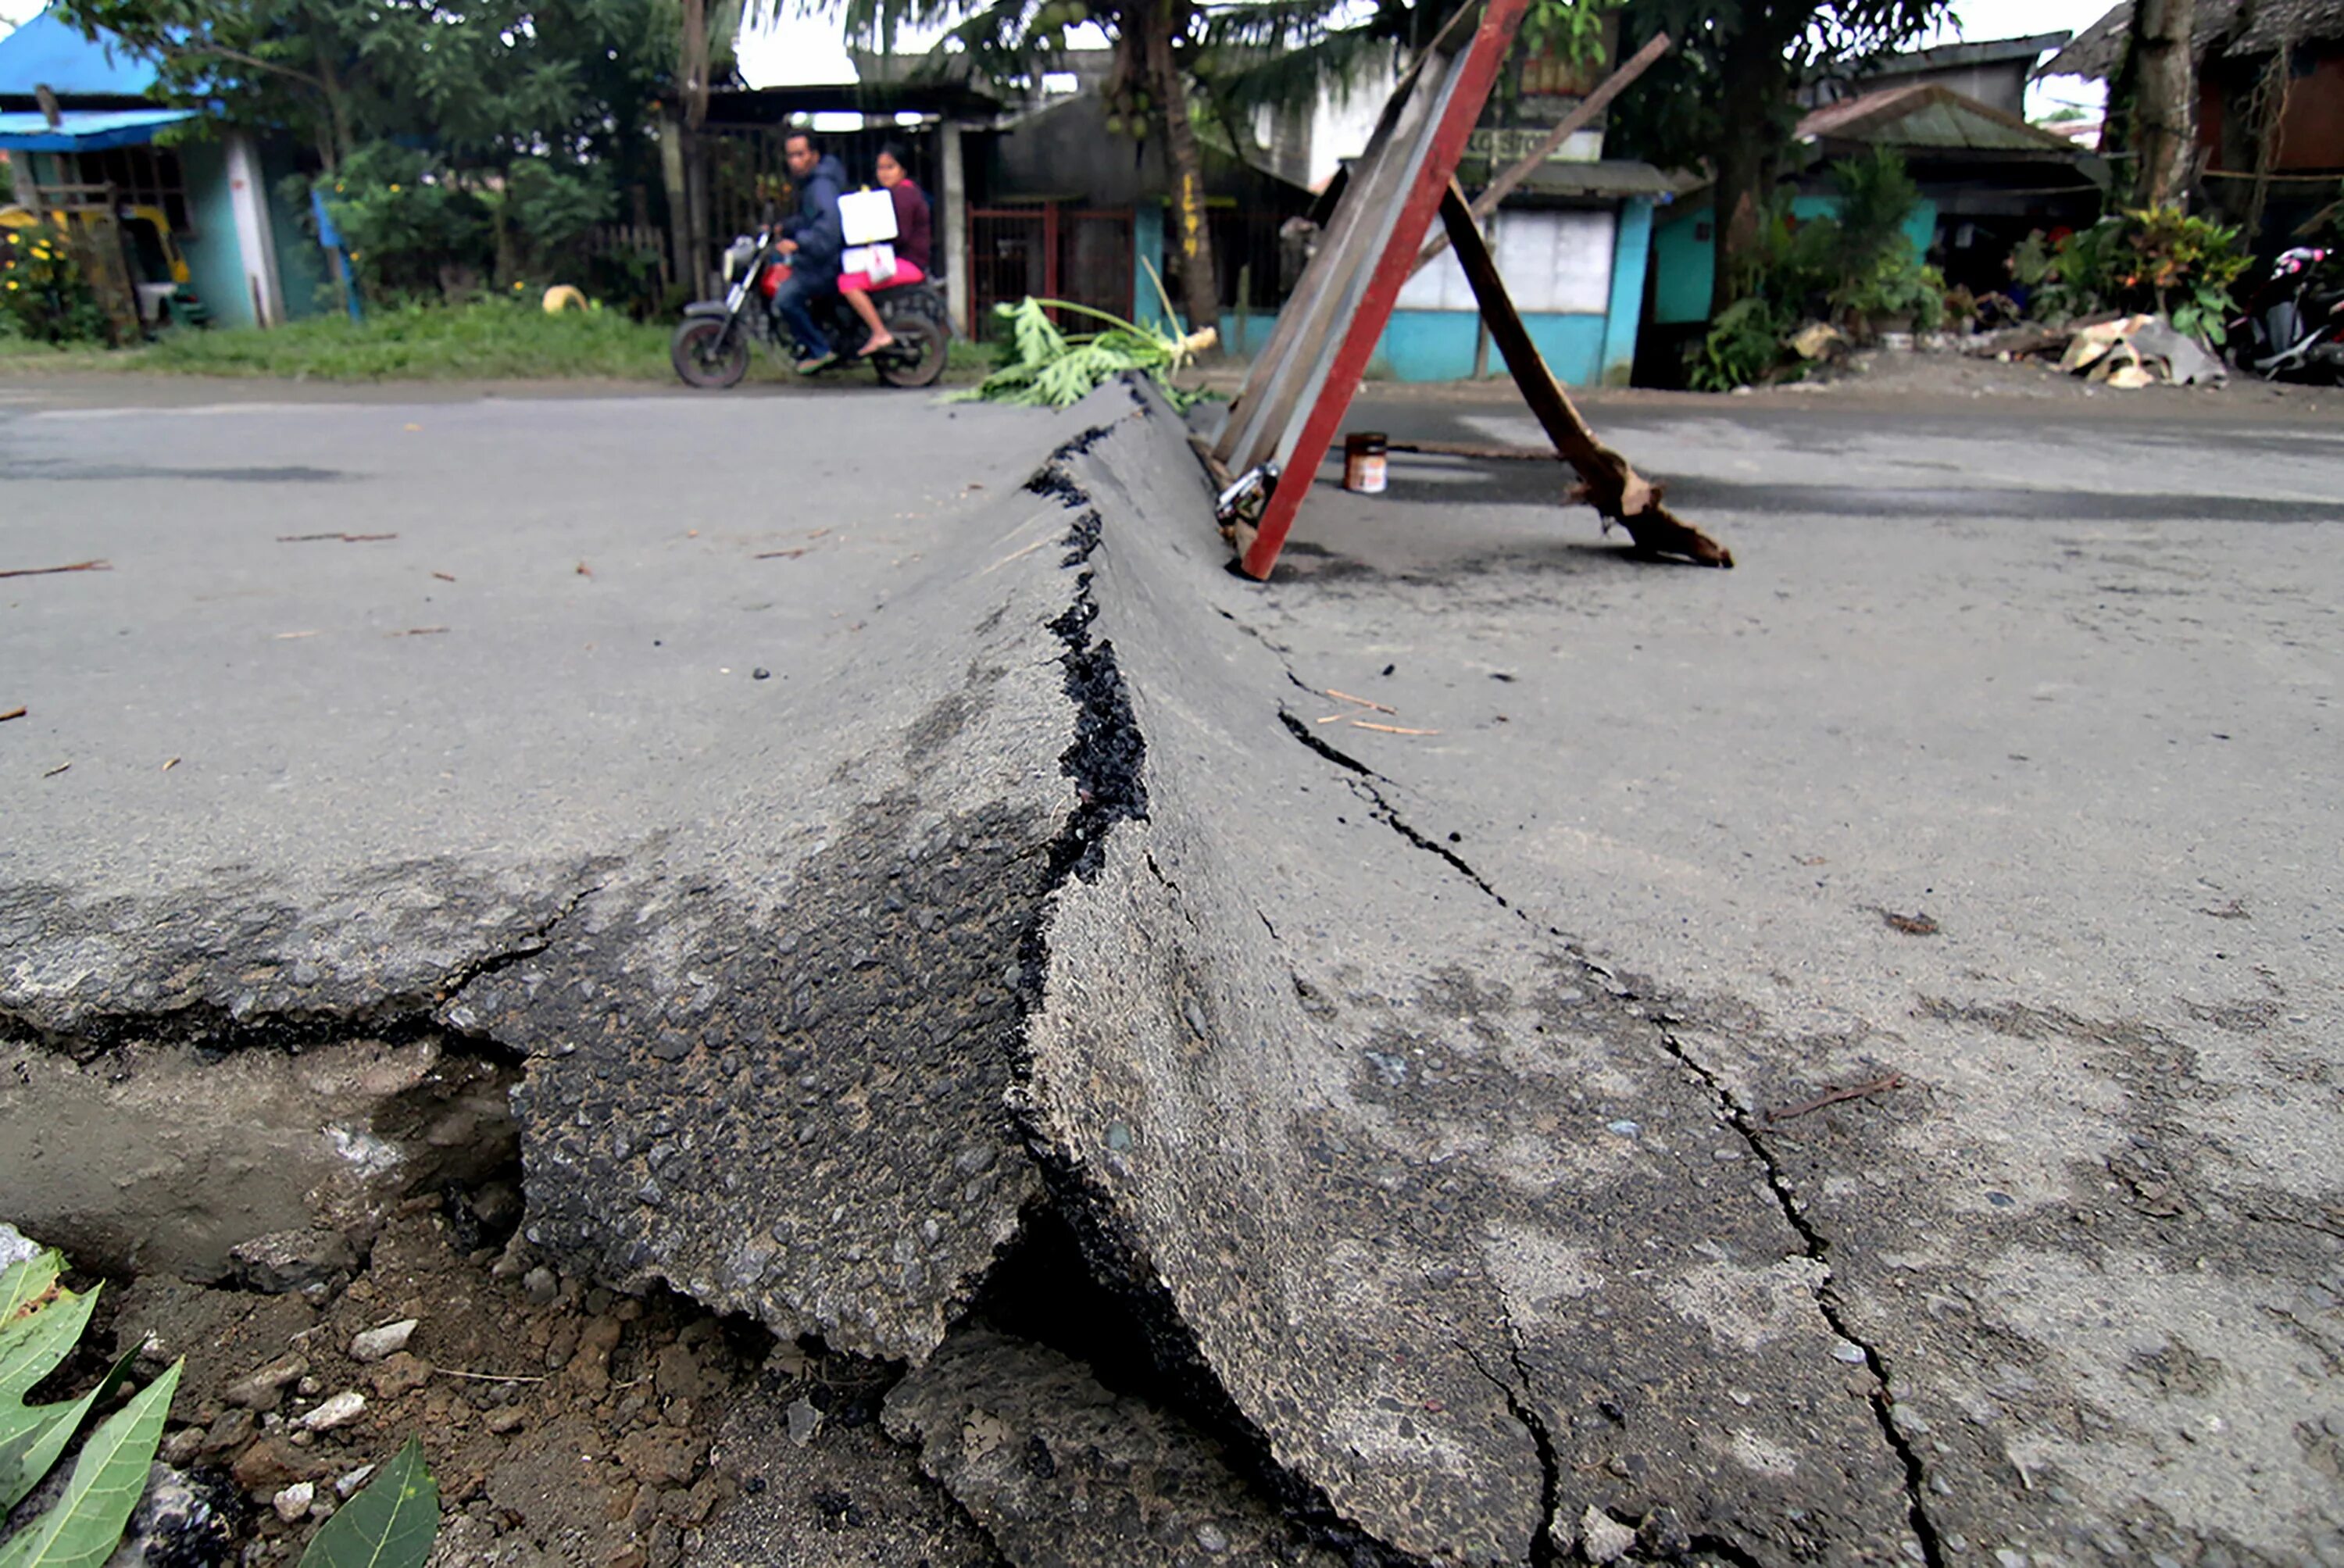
xmin=1796 ymin=84 xmax=2087 ymax=153
xmin=0 ymin=10 xmax=159 ymax=99
xmin=0 ymin=106 xmax=193 ymax=149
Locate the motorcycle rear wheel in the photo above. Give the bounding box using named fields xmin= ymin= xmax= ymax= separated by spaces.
xmin=672 ymin=317 xmax=751 ymax=390
xmin=874 ymin=314 xmax=949 ymax=390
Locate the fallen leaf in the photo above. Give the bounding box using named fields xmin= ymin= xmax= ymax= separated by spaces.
xmin=0 ymin=706 xmax=23 ymax=723
xmin=431 ymin=571 xmax=457 ymax=583
xmin=162 ymin=756 xmax=179 ymax=771
xmin=576 ymin=562 xmax=593 ymax=577
xmin=42 ymin=762 xmax=70 ymax=778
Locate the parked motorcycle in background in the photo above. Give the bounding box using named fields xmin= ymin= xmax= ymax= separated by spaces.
xmin=670 ymin=230 xmax=951 ymax=391
xmin=2228 ymin=246 xmax=2344 ymax=384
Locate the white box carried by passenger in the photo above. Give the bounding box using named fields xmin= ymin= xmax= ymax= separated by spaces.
xmin=839 ymin=188 xmax=898 ymax=246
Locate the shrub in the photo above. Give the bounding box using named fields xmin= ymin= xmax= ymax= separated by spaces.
xmin=0 ymin=219 xmax=111 ymax=345
xmin=320 ymin=145 xmax=495 ymax=301
xmin=2035 ymin=206 xmax=2252 ymax=343
xmin=1691 ymin=296 xmax=1796 ymax=391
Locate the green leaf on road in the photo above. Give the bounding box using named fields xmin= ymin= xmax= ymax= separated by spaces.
xmin=0 ymin=1345 xmax=144 ymax=1511
xmin=297 ymin=1437 xmax=439 ymax=1568
xmin=0 ymin=1271 xmax=98 ymax=1408
xmin=0 ymin=1359 xmax=180 ymax=1568
xmin=0 ymin=1254 xmax=63 ymax=1330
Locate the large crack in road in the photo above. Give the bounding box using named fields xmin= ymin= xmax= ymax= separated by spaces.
xmin=13 ymin=378 xmax=2203 ymax=1565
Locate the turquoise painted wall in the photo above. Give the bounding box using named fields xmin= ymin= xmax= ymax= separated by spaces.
xmin=173 ymin=138 xmax=254 ymax=328
xmin=1600 ymin=198 xmax=1653 ymax=386
xmin=1219 ymin=305 xmax=1610 ymax=385
xmin=1133 ymin=201 xmax=1172 ymax=334
xmin=1651 ymin=195 xmax=1939 ymax=325
xmin=1178 ymin=197 xmax=1646 ymax=387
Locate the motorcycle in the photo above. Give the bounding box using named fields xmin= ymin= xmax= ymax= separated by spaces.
xmin=670 ymin=230 xmax=951 ymax=391
xmin=2227 ymin=245 xmax=2344 ymax=384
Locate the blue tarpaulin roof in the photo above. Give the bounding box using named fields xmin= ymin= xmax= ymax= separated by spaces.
xmin=0 ymin=106 xmax=193 ymax=149
xmin=0 ymin=10 xmax=160 ymax=98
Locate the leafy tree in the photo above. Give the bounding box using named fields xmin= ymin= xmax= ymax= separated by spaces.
xmin=63 ymin=0 xmax=681 ymax=295
xmin=1607 ymin=0 xmax=1953 ymax=314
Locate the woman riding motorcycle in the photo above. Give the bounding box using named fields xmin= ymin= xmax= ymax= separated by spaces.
xmin=839 ymin=144 xmax=934 ymax=359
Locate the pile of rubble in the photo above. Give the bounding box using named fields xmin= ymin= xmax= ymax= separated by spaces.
xmin=1966 ymin=312 xmax=2228 ymax=388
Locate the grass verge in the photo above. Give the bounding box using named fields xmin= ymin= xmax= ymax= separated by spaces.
xmin=1 ymin=299 xmax=996 ymax=384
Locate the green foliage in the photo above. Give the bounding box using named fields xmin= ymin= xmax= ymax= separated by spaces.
xmin=66 ymin=0 xmax=672 ymax=309
xmin=1827 ymin=147 xmax=1921 ymax=280
xmin=956 ymin=298 xmax=1210 ymax=408
xmin=297 ymin=1438 xmax=439 ymax=1568
xmin=2008 ymin=230 xmax=2053 ymax=289
xmin=0 ymin=1251 xmax=181 ymax=1568
xmin=0 ymin=223 xmax=109 ymax=346
xmin=1518 ymin=0 xmax=1619 ymax=73
xmin=1689 ymin=295 xmax=1793 ymax=391
xmin=317 ymin=146 xmax=492 ymax=299
xmin=2032 ymin=206 xmax=2252 ymax=344
xmin=311 ymin=145 xmax=619 ymax=302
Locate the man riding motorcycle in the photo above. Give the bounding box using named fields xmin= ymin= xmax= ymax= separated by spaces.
xmin=774 ymin=131 xmax=849 ymax=373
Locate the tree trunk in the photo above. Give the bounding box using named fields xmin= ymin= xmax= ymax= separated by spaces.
xmin=2127 ymin=0 xmax=2196 ymax=209
xmin=1708 ymin=27 xmax=1786 ymax=318
xmin=677 ymin=0 xmax=713 ymax=298
xmin=313 ymin=43 xmax=351 ymax=171
xmin=1145 ymin=5 xmax=1219 ymax=350
xmin=659 ymin=111 xmax=692 ymax=300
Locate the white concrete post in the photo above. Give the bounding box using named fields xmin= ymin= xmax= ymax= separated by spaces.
xmin=941 ymin=120 xmax=969 ymax=337
xmin=223 ymin=130 xmax=286 ymax=327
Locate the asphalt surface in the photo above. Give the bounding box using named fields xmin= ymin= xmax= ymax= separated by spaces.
xmin=5 ymin=371 xmax=2341 ymax=1566
xmin=1219 ymin=385 xmax=2344 ymax=1565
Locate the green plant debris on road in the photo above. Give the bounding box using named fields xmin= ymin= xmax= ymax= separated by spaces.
xmin=297 ymin=1438 xmax=440 ymax=1568
xmin=0 ymin=1250 xmax=182 ymax=1568
xmin=957 ymin=298 xmax=1216 ymax=409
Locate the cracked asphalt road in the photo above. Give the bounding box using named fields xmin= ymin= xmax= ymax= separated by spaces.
xmin=1225 ymin=388 xmax=2344 ymax=1565
xmin=6 ymin=373 xmax=2341 ymax=1566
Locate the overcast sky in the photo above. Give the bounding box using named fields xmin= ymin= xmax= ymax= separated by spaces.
xmin=2 ymin=0 xmax=2111 ymax=116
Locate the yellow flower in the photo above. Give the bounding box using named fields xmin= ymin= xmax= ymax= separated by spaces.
xmin=389 ymin=183 xmax=402 ymax=193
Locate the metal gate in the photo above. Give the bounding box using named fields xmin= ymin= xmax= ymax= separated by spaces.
xmin=966 ymin=204 xmax=1133 ymax=338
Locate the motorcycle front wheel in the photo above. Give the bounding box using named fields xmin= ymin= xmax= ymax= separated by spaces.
xmin=671 ymin=317 xmax=751 ymax=390
xmin=874 ymin=314 xmax=949 ymax=390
